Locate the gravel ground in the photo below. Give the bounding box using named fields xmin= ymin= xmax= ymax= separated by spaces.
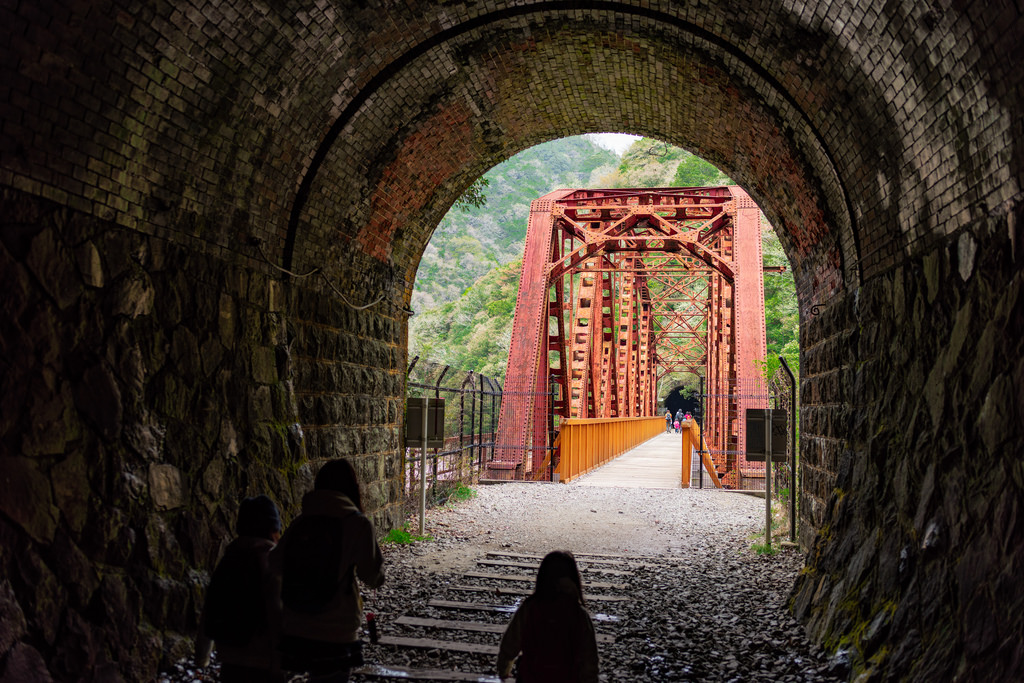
xmin=164 ymin=482 xmax=844 ymax=682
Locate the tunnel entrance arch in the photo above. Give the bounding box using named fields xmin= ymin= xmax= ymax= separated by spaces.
xmin=663 ymin=385 xmax=700 ymax=421
xmin=0 ymin=2 xmax=1019 ymax=681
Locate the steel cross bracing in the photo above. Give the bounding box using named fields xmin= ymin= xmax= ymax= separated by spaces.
xmin=489 ymin=187 xmax=767 ymax=484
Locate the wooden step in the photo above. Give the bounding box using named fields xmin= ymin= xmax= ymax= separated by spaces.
xmin=376 ymin=634 xmax=497 ymax=655
xmin=353 ymin=664 xmax=500 ymax=682
xmin=448 ymin=585 xmax=628 ymax=602
xmin=476 ymin=559 xmax=632 ymax=576
xmin=463 ymin=571 xmax=627 ymax=590
xmin=428 ymin=599 xmax=620 ymax=623
xmin=394 ymin=615 xmax=614 ymax=644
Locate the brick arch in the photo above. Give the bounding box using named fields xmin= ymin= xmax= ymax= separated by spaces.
xmin=287 ymin=3 xmax=859 ymax=302
xmin=0 ymin=2 xmax=1021 ymax=681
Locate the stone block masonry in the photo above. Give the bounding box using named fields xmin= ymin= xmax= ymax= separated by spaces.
xmin=0 ymin=188 xmax=404 ymax=680
xmin=792 ymin=204 xmax=1024 ymax=680
xmin=288 ymin=282 xmax=407 ymax=534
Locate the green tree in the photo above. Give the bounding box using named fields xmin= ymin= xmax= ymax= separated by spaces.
xmin=761 ymin=223 xmax=799 ymax=378
xmin=673 ymin=153 xmax=730 ymax=186
xmin=454 ymin=177 xmax=490 ymax=212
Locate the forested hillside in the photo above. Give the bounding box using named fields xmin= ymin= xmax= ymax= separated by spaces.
xmin=408 ymin=136 xmax=798 ymax=387
xmin=413 ymin=137 xmax=617 ymax=311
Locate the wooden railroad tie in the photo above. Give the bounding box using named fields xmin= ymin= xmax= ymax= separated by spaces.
xmin=462 ymin=571 xmax=627 ymax=590
xmin=476 ymin=559 xmax=632 ymax=576
xmin=484 ymin=551 xmax=658 ymax=568
xmin=428 ymin=599 xmax=621 ymax=622
xmin=395 ymin=615 xmax=615 ymax=644
xmin=353 ymin=663 xmax=500 ymax=681
xmin=376 ymin=634 xmax=498 ymax=655
xmin=448 ymin=585 xmax=628 ymax=602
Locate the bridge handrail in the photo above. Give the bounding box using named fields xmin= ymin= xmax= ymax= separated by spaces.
xmin=681 ymin=421 xmax=723 ymax=488
xmin=554 ymin=417 xmax=665 ymax=483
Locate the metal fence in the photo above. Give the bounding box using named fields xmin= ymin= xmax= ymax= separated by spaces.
xmin=688 ymin=357 xmax=797 ymax=495
xmin=404 ymin=357 xmax=502 ymax=511
xmin=768 ymin=357 xmax=797 ymax=542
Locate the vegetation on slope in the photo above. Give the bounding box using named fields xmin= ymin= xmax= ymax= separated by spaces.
xmin=413 ymin=137 xmax=617 ymax=311
xmin=596 ymin=138 xmax=733 ymax=188
xmin=408 ymin=261 xmax=520 ymax=379
xmin=763 ymin=226 xmax=800 ymax=378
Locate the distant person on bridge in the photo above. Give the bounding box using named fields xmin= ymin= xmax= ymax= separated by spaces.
xmin=497 ymin=550 xmax=599 ymax=683
xmin=674 ymin=409 xmax=684 ymax=433
xmin=271 ymin=459 xmax=385 ymax=683
xmin=665 ymin=410 xmax=672 ymax=433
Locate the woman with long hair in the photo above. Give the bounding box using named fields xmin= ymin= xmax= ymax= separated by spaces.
xmin=497 ymin=551 xmax=599 ymax=682
xmin=271 ymin=459 xmax=384 ymax=683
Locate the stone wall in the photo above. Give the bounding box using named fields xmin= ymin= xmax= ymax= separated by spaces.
xmin=793 ymin=204 xmax=1024 ymax=679
xmin=0 ymin=188 xmax=404 ymax=681
xmin=288 ymin=275 xmax=408 ymax=533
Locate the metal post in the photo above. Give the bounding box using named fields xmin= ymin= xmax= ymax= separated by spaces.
xmin=549 ymin=376 xmax=558 ymax=481
xmin=433 ymin=368 xmax=448 ymax=494
xmin=779 ymin=356 xmax=797 ymax=544
xmin=765 ymin=407 xmax=772 ymax=551
xmin=491 ymin=382 xmax=500 ymax=464
xmin=478 ymin=377 xmax=485 ymax=469
xmin=419 ymin=396 xmax=429 ymax=536
xmin=698 ymin=377 xmax=705 ymax=489
xmin=459 ymin=375 xmax=467 ymax=482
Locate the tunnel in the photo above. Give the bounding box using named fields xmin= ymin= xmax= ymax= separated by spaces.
xmin=0 ymin=1 xmax=1021 ymax=680
xmin=663 ymin=386 xmax=701 ymax=423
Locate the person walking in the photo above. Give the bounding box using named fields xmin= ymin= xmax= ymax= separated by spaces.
xmin=497 ymin=551 xmax=599 ymax=683
xmin=674 ymin=409 xmax=684 ymax=433
xmin=271 ymin=459 xmax=385 ymax=683
xmin=664 ymin=409 xmax=672 ymax=433
xmin=195 ymin=495 xmax=284 ymax=683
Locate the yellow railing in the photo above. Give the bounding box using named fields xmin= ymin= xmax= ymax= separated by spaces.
xmin=681 ymin=420 xmax=722 ymax=488
xmin=554 ymin=417 xmax=666 ymax=483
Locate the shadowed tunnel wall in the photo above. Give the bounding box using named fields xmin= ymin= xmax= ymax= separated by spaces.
xmin=0 ymin=1 xmax=1021 ymax=680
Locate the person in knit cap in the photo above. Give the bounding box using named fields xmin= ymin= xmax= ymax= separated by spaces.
xmin=196 ymin=494 xmax=284 ymax=682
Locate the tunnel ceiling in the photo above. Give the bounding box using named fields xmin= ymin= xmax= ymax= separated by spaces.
xmin=294 ymin=5 xmax=854 ymax=305
xmin=6 ymin=1 xmax=1017 ymax=316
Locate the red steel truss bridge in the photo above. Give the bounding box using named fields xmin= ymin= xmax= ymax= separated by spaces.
xmin=488 ymin=186 xmax=770 ymax=485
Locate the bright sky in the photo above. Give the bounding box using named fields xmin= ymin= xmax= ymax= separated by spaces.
xmin=586 ymin=133 xmax=641 ymax=155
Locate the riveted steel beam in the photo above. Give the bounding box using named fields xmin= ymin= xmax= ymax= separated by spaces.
xmin=491 ymin=187 xmax=767 ymax=483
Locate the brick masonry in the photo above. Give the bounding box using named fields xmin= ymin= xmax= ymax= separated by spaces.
xmin=0 ymin=1 xmax=1021 ymax=680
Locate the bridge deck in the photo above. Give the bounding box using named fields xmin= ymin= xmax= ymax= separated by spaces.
xmin=572 ymin=432 xmax=681 ymax=489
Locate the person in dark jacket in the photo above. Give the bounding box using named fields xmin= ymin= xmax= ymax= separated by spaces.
xmin=271 ymin=459 xmax=385 ymax=683
xmin=497 ymin=551 xmax=598 ymax=683
xmin=195 ymin=495 xmax=284 ymax=683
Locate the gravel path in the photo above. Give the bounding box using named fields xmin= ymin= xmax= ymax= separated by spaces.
xmin=165 ymin=482 xmax=843 ymax=682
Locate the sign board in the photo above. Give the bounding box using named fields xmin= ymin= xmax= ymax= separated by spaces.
xmin=406 ymin=397 xmax=445 ymax=448
xmin=745 ymin=408 xmax=787 ymax=462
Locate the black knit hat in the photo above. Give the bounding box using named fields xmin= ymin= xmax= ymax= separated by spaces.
xmin=235 ymin=495 xmax=282 ymax=539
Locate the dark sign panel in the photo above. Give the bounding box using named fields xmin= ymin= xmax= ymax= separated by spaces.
xmin=406 ymin=397 xmax=446 ymax=448
xmin=745 ymin=408 xmax=788 ymax=462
